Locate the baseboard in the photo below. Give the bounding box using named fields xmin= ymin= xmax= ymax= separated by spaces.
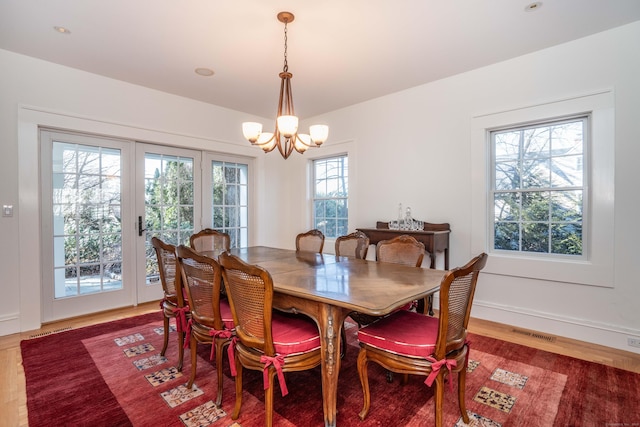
xmin=469 ymin=299 xmax=640 ymax=355
xmin=0 ymin=312 xmax=20 ymax=337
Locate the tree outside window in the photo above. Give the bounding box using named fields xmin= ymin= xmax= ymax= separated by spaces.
xmin=492 ymin=117 xmax=585 ymax=256
xmin=313 ymin=156 xmax=348 ymax=238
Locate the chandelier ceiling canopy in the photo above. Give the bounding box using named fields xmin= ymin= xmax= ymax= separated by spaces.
xmin=242 ymin=12 xmax=329 ymax=160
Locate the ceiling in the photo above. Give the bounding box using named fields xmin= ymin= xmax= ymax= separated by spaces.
xmin=2 ymin=1 xmax=640 ymax=120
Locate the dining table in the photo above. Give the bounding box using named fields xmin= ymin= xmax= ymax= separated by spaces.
xmin=204 ymin=246 xmax=447 ymax=427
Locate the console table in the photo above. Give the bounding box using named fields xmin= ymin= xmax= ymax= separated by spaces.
xmin=357 ymin=221 xmax=451 ymax=269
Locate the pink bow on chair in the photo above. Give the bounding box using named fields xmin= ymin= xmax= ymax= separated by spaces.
xmin=183 ymin=319 xmax=193 ymax=349
xmin=208 ymin=329 xmax=232 ymax=361
xmin=172 ymin=306 xmax=190 ymax=333
xmin=424 ymin=357 xmax=457 ymax=392
xmin=260 ymin=354 xmax=288 ymax=396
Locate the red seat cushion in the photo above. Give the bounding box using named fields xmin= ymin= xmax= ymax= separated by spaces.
xmin=220 ymin=299 xmax=235 ymax=330
xmin=357 ymin=310 xmax=439 ymax=359
xmin=271 ymin=312 xmax=321 ymax=355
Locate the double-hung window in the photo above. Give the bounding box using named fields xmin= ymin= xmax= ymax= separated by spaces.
xmin=313 ymin=155 xmax=348 ymax=238
xmin=491 ymin=117 xmax=586 ymax=257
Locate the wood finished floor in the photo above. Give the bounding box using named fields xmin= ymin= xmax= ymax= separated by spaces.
xmin=1 ymin=301 xmax=639 ymax=427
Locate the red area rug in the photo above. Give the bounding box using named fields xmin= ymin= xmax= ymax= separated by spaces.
xmin=21 ymin=312 xmax=640 ymax=426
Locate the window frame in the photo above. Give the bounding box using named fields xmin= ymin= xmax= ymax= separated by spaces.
xmin=489 ymin=115 xmax=588 ymax=259
xmin=311 ymin=154 xmax=349 ymax=239
xmin=471 ymin=90 xmax=614 ymax=288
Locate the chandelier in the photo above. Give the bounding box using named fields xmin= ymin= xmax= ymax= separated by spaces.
xmin=242 ymin=12 xmax=329 ymax=159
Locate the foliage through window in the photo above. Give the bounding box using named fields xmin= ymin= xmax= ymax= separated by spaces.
xmin=313 ymin=156 xmax=348 ymax=238
xmin=211 ymin=160 xmax=248 ymax=248
xmin=491 ymin=117 xmax=586 ymax=256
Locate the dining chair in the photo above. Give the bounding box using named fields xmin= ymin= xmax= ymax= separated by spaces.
xmin=335 ymin=230 xmax=370 ymax=259
xmin=356 ymin=252 xmax=488 ymax=427
xmin=375 ymin=234 xmax=425 ymax=267
xmin=176 ymin=245 xmax=235 ymax=406
xmin=218 ymin=252 xmax=322 ymax=427
xmin=189 ymin=228 xmax=231 ymax=257
xmin=349 ymin=234 xmax=426 ymax=329
xmin=334 ymin=230 xmax=370 ymax=357
xmin=151 ymin=237 xmax=189 ymax=371
xmin=295 ymin=229 xmax=325 ymax=253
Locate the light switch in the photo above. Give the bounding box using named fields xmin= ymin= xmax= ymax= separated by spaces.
xmin=2 ymin=205 xmax=13 ymax=217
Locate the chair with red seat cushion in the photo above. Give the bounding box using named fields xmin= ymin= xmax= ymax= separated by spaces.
xmin=219 ymin=252 xmax=322 ymax=427
xmin=176 ymin=245 xmax=234 ymax=406
xmin=335 ymin=230 xmax=370 ymax=260
xmin=151 ymin=237 xmax=188 ymax=371
xmin=295 ymin=229 xmax=325 ymax=253
xmin=189 ymin=228 xmax=231 ymax=258
xmin=350 ymin=234 xmax=426 ymax=328
xmin=356 ymin=253 xmax=488 ymax=427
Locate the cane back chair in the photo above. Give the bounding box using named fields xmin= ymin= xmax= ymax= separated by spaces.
xmin=177 ymin=245 xmax=235 ymax=406
xmin=189 ymin=228 xmax=231 ymax=258
xmin=219 ymin=252 xmax=322 ymax=427
xmin=295 ymin=229 xmax=325 ymax=253
xmin=151 ymin=237 xmax=188 ymax=371
xmin=335 ymin=230 xmax=370 ymax=260
xmin=356 ymin=253 xmax=488 ymax=427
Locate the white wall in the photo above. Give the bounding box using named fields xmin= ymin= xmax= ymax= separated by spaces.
xmin=292 ymin=22 xmax=640 ymax=353
xmin=0 ymin=49 xmax=294 ymax=334
xmin=1 ymin=21 xmax=639 ymax=353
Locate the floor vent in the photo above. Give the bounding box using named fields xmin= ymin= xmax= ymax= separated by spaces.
xmin=28 ymin=326 xmax=72 ymax=339
xmin=511 ymin=328 xmax=556 ymax=343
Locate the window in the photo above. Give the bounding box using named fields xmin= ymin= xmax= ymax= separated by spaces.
xmin=211 ymin=160 xmax=248 ymax=248
xmin=313 ymin=155 xmax=348 ymax=238
xmin=470 ymin=90 xmax=614 ymax=287
xmin=491 ymin=117 xmax=586 ymax=257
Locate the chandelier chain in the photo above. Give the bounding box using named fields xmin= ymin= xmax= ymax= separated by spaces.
xmin=283 ymin=22 xmax=289 ymax=72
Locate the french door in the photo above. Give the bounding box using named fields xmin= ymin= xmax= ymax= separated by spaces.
xmin=41 ymin=130 xmax=134 ymax=321
xmin=135 ymin=143 xmax=201 ymax=303
xmin=41 ymin=130 xmax=201 ymax=321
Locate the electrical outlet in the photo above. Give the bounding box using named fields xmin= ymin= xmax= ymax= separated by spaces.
xmin=628 ymin=337 xmax=640 ymax=348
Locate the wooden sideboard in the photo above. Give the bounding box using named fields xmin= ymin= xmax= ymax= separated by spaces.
xmin=357 ymin=221 xmax=451 ymax=269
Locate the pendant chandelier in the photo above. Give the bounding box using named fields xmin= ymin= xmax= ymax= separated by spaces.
xmin=242 ymin=12 xmax=329 ymax=159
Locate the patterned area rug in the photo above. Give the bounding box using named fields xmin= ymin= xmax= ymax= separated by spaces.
xmin=21 ymin=312 xmax=640 ymax=426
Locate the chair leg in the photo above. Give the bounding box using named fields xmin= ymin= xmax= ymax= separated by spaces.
xmin=265 ymin=368 xmax=276 ymax=427
xmin=187 ymin=337 xmax=198 ymax=389
xmin=434 ymin=372 xmax=445 ymax=427
xmin=340 ymin=324 xmax=347 ymax=359
xmin=160 ymin=314 xmax=170 ymax=356
xmin=176 ymin=330 xmax=185 ymax=372
xmin=458 ymin=369 xmax=470 ymax=423
xmin=357 ymin=349 xmax=371 ymax=420
xmin=232 ymin=359 xmax=243 ymax=420
xmin=214 ymin=339 xmax=225 ymax=406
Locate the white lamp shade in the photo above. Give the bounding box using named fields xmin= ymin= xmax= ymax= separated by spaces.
xmin=294 ymin=134 xmax=311 ymax=152
xmin=277 ymin=115 xmax=299 ymax=137
xmin=309 ymin=125 xmax=329 ymax=145
xmin=242 ymin=122 xmax=263 ymax=143
xmin=257 ymin=132 xmax=276 ymax=151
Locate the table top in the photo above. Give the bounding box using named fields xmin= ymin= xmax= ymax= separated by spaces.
xmin=221 ymin=246 xmax=446 ymax=316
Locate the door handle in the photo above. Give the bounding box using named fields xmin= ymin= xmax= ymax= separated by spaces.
xmin=138 ymin=216 xmax=146 ymax=237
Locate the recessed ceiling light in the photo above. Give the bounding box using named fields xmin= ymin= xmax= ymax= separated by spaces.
xmin=195 ymin=68 xmax=215 ymax=77
xmin=525 ymin=2 xmax=542 ymax=12
xmin=54 ymin=26 xmax=71 ymax=34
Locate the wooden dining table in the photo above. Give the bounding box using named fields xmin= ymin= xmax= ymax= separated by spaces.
xmin=207 ymin=246 xmax=447 ymax=427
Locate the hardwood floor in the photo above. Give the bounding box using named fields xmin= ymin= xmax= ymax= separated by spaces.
xmin=1 ymin=302 xmax=639 ymax=427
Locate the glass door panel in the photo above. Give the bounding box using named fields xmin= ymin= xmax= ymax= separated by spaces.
xmin=136 ymin=144 xmax=201 ymax=303
xmin=41 ymin=130 xmax=133 ymax=322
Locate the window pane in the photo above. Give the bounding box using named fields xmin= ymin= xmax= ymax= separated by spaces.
xmin=313 ymin=156 xmax=348 ymax=239
xmin=522 ymin=191 xmax=549 ymax=222
xmin=491 ymin=117 xmax=586 ymax=257
xmin=211 ymin=160 xmax=249 ymax=248
xmin=522 ymin=223 xmax=549 ymax=253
